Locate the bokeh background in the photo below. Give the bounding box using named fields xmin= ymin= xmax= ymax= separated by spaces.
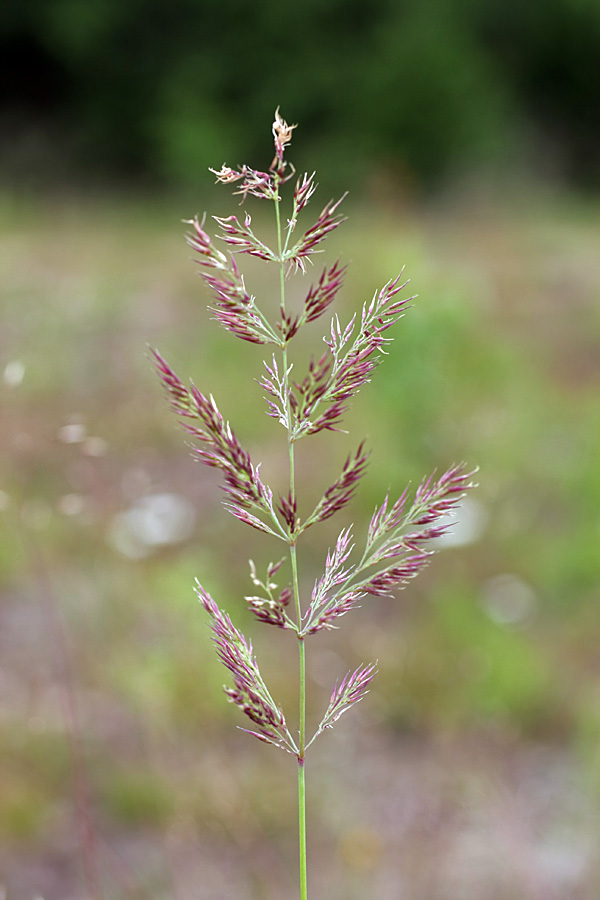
xmin=1 ymin=2 xmax=600 ymax=898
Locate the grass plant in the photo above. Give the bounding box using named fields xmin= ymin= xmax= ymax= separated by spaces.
xmin=153 ymin=110 xmax=476 ymax=899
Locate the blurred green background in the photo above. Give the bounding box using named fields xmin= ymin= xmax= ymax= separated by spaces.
xmin=1 ymin=2 xmax=600 ymax=899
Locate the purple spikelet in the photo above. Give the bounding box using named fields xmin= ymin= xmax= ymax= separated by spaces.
xmin=185 ymin=216 xmax=279 ymax=345
xmin=288 ymin=194 xmax=348 ymax=273
xmin=195 ymin=581 xmax=297 ymax=753
xmin=305 ymin=442 xmax=369 ymax=528
xmin=303 ymin=260 xmax=347 ymax=324
xmin=308 ymin=663 xmax=378 ymax=746
xmin=152 ymin=348 xmax=282 ymax=537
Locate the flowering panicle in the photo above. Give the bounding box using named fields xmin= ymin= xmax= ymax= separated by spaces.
xmin=196 ymin=582 xmax=297 ymax=752
xmin=154 ymin=111 xmax=476 ymax=790
xmin=245 ymin=559 xmax=294 ymax=629
xmin=307 ymin=663 xmax=378 ymax=746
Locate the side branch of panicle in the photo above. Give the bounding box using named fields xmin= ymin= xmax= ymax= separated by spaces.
xmin=286 ymin=194 xmax=348 ymax=273
xmin=210 ymin=164 xmax=278 ymax=202
xmin=291 ymin=172 xmax=317 ymax=221
xmin=152 ymin=349 xmax=284 ymax=538
xmin=356 ymin=463 xmax=478 ymax=596
xmin=301 ymin=527 xmax=361 ymax=635
xmin=324 ymin=274 xmax=412 ymax=402
xmin=285 ymin=273 xmax=413 ymax=439
xmin=367 ymin=464 xmax=477 ymax=553
xmin=186 ymin=216 xmax=280 ymax=345
xmin=301 ymin=464 xmax=477 ymax=633
xmin=303 ymin=442 xmax=369 ymax=530
xmin=244 ymin=559 xmax=295 ymax=630
xmin=195 ymin=581 xmax=298 ymax=753
xmin=274 ymin=259 xmax=347 ymax=343
xmin=307 ymin=663 xmax=377 ymax=747
xmin=214 ymin=214 xmax=278 ymax=262
xmin=303 ymin=260 xmax=347 ymax=324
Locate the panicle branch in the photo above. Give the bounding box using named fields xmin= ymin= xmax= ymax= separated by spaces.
xmin=303 ymin=260 xmax=347 ymax=324
xmin=277 ymin=490 xmax=299 ymax=536
xmin=196 ymin=582 xmax=298 ymax=753
xmin=304 ymin=442 xmax=369 ymax=529
xmin=323 ymin=273 xmax=412 ymax=399
xmin=289 ymin=172 xmax=317 ymax=225
xmin=282 ymin=273 xmax=413 ymax=439
xmin=289 ymin=353 xmax=335 ymax=436
xmin=366 ymin=464 xmax=477 ymax=557
xmin=286 ymin=194 xmax=348 ymax=273
xmin=301 ymin=527 xmax=362 ymax=635
xmin=275 ymin=260 xmax=348 ymax=343
xmin=152 ymin=349 xmax=284 ymax=538
xmin=184 ymin=213 xmax=229 ymax=268
xmin=214 ymin=213 xmax=278 ymax=262
xmin=301 ymin=463 xmax=477 ymax=633
xmin=259 ymin=355 xmax=293 ymax=429
xmin=356 ymin=463 xmax=478 ymax=595
xmin=186 ymin=216 xmax=280 ymax=345
xmin=308 ymin=663 xmax=377 ymax=746
xmin=245 ymin=559 xmax=294 ymax=629
xmin=211 ymin=110 xmax=297 ymax=196
xmin=210 ymin=164 xmax=278 ymax=201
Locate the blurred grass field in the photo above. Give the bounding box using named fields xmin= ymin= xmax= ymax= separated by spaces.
xmin=1 ymin=187 xmax=600 ymax=899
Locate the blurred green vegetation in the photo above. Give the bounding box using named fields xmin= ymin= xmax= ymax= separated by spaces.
xmin=1 ymin=184 xmax=600 ymax=896
xmin=2 ymin=0 xmax=600 ymax=190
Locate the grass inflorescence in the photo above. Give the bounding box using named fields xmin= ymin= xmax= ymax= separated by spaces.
xmin=153 ymin=109 xmax=477 ymax=899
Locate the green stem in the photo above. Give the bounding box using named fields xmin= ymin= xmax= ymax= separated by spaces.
xmin=298 ymin=748 xmax=307 ymax=900
xmin=275 ymin=181 xmax=308 ymax=900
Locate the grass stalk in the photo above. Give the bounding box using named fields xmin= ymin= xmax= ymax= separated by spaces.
xmin=155 ymin=109 xmax=475 ymax=900
xmin=276 ymin=178 xmax=309 ymax=899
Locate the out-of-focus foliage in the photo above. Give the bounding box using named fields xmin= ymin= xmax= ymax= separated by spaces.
xmin=2 ymin=0 xmax=600 ymax=188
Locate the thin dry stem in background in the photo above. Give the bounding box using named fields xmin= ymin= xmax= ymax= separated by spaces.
xmin=153 ymin=110 xmax=477 ymax=900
